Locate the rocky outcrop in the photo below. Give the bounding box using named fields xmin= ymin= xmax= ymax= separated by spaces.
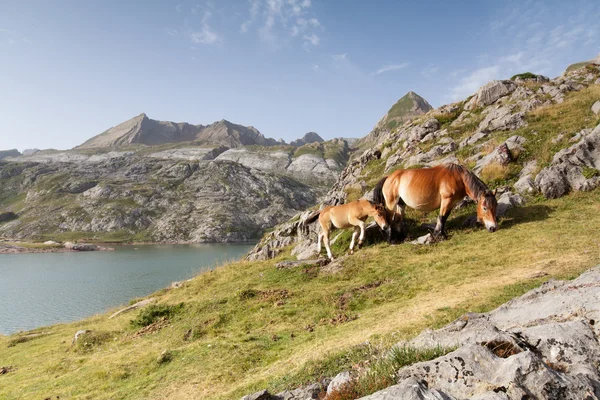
xmin=290 ymin=132 xmax=324 ymax=147
xmin=0 ymin=149 xmax=21 ymax=160
xmin=360 ymin=92 xmax=433 ymax=146
xmin=358 ymin=266 xmax=600 ymax=399
xmin=464 ymin=80 xmax=517 ymax=110
xmin=535 ymin=123 xmax=600 ymax=198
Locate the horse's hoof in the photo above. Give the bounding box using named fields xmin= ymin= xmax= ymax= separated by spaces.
xmin=349 ymin=250 xmax=354 ymax=255
xmin=358 ymin=242 xmax=363 ymax=249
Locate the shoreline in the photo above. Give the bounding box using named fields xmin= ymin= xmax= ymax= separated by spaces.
xmin=0 ymin=239 xmax=257 ymax=254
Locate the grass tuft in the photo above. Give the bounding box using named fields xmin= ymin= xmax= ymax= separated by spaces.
xmin=130 ymin=303 xmax=184 ymax=328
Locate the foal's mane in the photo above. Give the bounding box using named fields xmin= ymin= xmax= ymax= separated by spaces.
xmin=446 ymin=163 xmax=488 ymax=200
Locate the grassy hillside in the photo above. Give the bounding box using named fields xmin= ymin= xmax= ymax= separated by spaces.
xmin=1 ymin=189 xmax=600 ymax=399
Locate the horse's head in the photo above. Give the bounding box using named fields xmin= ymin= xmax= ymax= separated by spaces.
xmin=373 ymin=204 xmax=389 ymax=231
xmin=477 ymin=189 xmax=498 ymax=232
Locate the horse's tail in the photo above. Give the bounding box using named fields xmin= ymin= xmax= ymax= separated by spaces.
xmin=373 ymin=176 xmax=388 ymax=206
xmin=304 ymin=210 xmax=321 ymax=224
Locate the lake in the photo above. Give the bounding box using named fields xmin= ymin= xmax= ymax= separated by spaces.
xmin=0 ymin=243 xmax=253 ymax=335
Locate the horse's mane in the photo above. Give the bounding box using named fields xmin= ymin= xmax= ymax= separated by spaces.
xmin=446 ymin=163 xmax=488 ymax=200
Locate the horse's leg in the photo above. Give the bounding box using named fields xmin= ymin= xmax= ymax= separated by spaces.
xmin=395 ymin=200 xmax=407 ymax=240
xmin=433 ymin=197 xmax=452 ymax=239
xmin=349 ymin=226 xmax=359 ymax=255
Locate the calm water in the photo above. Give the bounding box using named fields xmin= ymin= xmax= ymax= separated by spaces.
xmin=0 ymin=243 xmax=253 ymax=335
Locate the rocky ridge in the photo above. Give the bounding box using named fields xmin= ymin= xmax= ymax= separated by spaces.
xmin=246 ymin=56 xmax=600 ymax=261
xmin=0 ymin=123 xmax=350 ymax=242
xmin=76 ymin=114 xmax=283 ymax=149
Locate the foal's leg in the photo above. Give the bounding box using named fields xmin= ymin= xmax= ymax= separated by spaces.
xmin=323 ymin=230 xmax=334 ymax=260
xmin=433 ymin=197 xmax=453 ymax=239
xmin=357 ymin=220 xmax=366 ymax=248
xmin=317 ymin=232 xmax=323 ymax=255
xmin=349 ymin=226 xmax=359 ymax=254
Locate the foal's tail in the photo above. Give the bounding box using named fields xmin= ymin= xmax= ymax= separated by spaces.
xmin=373 ymin=176 xmax=388 ymax=206
xmin=304 ymin=210 xmax=321 ymax=224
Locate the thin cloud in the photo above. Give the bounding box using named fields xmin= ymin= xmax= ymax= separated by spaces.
xmin=373 ymin=63 xmax=409 ymax=75
xmin=240 ymin=0 xmax=321 ymax=49
xmin=302 ymin=33 xmax=319 ymax=50
xmin=190 ymin=11 xmax=221 ymax=45
xmin=448 ymin=65 xmax=501 ymax=101
xmin=332 ymin=53 xmax=347 ymax=61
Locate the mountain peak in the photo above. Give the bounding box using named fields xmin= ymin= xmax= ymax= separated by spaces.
xmin=382 ymin=91 xmax=433 ymax=129
xmin=76 ymin=115 xmax=281 ymax=150
xmin=290 ymin=132 xmax=324 ymax=147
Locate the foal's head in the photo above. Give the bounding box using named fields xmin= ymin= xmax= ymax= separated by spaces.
xmin=372 ymin=204 xmax=389 ymax=231
xmin=477 ymin=190 xmax=498 ymax=232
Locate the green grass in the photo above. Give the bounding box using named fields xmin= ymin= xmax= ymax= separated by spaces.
xmin=2 ymin=190 xmax=600 ymax=400
xmin=293 ymin=140 xmax=350 ymax=165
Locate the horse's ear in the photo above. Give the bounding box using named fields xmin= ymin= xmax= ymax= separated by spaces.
xmin=492 ymin=188 xmax=497 ymax=196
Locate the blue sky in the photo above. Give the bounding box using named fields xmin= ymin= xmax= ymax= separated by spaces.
xmin=1 ymin=0 xmax=599 ymax=151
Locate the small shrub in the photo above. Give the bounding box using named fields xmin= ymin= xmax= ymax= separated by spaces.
xmin=326 ymin=345 xmax=453 ymax=399
xmin=582 ymin=167 xmax=600 ymax=179
xmin=130 ymin=303 xmax=184 ymax=328
xmin=238 ymin=289 xmax=258 ymax=300
xmin=480 ymin=163 xmax=510 ymax=184
xmin=510 ymin=72 xmax=538 ymax=80
xmin=0 ymin=211 xmax=17 ymax=223
xmin=157 ymin=350 xmax=174 ymax=365
xmin=73 ymin=331 xmax=115 ymax=353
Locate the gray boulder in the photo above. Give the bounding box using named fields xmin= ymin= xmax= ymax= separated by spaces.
xmin=327 ymin=371 xmax=353 ymax=395
xmin=514 ymin=160 xmax=537 ymax=194
xmin=464 ymin=80 xmax=517 ymax=110
xmin=535 ymin=123 xmax=600 ymax=198
xmin=592 ymin=100 xmax=600 ymax=115
xmin=477 ymin=105 xmax=525 ymax=133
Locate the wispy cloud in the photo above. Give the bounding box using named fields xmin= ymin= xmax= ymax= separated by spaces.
xmin=0 ymin=28 xmax=32 ymax=46
xmin=422 ymin=64 xmax=439 ymax=79
xmin=189 ymin=11 xmax=221 ymax=45
xmin=302 ymin=33 xmax=319 ymax=50
xmin=175 ymin=4 xmax=183 ymax=13
xmin=240 ymin=0 xmax=322 ymax=49
xmin=332 ymin=53 xmax=347 ymax=61
xmin=448 ymin=66 xmax=501 ymax=101
xmin=373 ymin=63 xmax=409 ymax=75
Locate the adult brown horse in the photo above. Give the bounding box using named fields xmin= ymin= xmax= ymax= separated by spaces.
xmin=305 ymin=199 xmax=388 ymax=260
xmin=373 ymin=163 xmax=498 ymax=241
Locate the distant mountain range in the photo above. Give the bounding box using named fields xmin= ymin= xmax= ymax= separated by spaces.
xmin=76 ymin=113 xmax=323 ymax=150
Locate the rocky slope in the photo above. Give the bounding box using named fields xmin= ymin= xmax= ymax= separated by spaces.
xmin=246 ymin=55 xmax=600 ymax=261
xmin=77 ymin=114 xmax=283 ymax=149
xmin=243 ymin=265 xmax=600 ymax=399
xmin=0 ymin=118 xmax=351 ymax=242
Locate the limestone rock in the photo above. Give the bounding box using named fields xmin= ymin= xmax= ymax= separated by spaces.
xmin=362 ymin=266 xmax=600 ymax=400
xmin=514 ymin=160 xmax=537 ymax=194
xmin=535 ymin=123 xmax=600 ymax=198
xmin=327 ymin=371 xmax=353 ymax=394
xmin=477 ymin=105 xmax=525 ymax=133
xmin=592 ymin=100 xmax=600 ymax=115
xmin=496 ymin=191 xmax=524 ymax=217
xmin=464 ymin=80 xmax=517 ymax=110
